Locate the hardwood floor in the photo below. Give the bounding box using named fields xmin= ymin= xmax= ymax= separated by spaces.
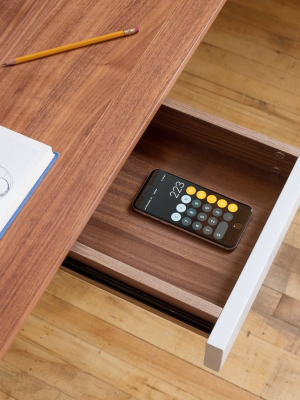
xmin=1 ymin=0 xmax=299 ymax=398
xmin=169 ymin=0 xmax=300 ymax=148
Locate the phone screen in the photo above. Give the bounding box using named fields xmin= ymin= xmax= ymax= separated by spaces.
xmin=133 ymin=169 xmax=252 ymax=249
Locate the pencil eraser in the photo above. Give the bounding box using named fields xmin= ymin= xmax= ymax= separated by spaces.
xmin=134 ymin=27 xmax=139 ymax=34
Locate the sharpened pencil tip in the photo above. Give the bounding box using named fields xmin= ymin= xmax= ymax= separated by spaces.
xmin=2 ymin=60 xmax=16 ymax=67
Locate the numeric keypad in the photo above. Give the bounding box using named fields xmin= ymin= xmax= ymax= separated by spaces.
xmin=171 ymin=185 xmax=240 ymax=241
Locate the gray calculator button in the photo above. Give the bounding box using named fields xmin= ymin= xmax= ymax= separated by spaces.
xmin=192 ymin=199 xmax=201 ymax=208
xmin=214 ymin=221 xmax=228 ymax=239
xmin=213 ymin=208 xmax=222 ymax=217
xmin=197 ymin=212 xmax=207 ymax=222
xmin=192 ymin=221 xmax=202 ymax=230
xmin=171 ymin=212 xmax=181 ymax=222
xmin=187 ymin=208 xmax=197 ymax=217
xmin=223 ymin=212 xmax=233 ymax=222
xmin=202 ymin=204 xmax=212 ymax=212
xmin=203 ymin=226 xmax=213 ymax=235
xmin=181 ymin=195 xmax=191 ymax=204
xmin=176 ymin=204 xmax=186 ymax=212
xmin=208 ymin=217 xmax=218 ymax=226
xmin=182 ymin=217 xmax=192 ymax=226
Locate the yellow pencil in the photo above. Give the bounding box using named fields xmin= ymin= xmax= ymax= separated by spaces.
xmin=2 ymin=27 xmax=139 ymax=67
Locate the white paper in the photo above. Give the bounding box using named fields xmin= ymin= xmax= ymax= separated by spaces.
xmin=0 ymin=126 xmax=54 ymax=232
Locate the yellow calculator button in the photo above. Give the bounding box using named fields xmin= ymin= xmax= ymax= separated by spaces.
xmin=217 ymin=199 xmax=227 ymax=208
xmin=196 ymin=190 xmax=206 ymax=199
xmin=207 ymin=195 xmax=217 ymax=204
xmin=186 ymin=186 xmax=196 ymax=195
xmin=228 ymin=203 xmax=238 ymax=212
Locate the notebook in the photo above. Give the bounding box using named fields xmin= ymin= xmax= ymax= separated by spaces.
xmin=0 ymin=125 xmax=59 ymax=238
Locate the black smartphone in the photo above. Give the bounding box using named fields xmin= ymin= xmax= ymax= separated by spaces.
xmin=133 ymin=169 xmax=253 ymax=250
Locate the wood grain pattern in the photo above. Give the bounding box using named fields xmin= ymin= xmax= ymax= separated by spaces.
xmin=0 ymin=0 xmax=225 ymax=358
xmin=44 ymin=269 xmax=300 ymax=400
xmin=169 ymin=1 xmax=300 ymax=148
xmin=0 ymin=392 xmax=15 ymax=400
xmin=22 ymin=279 xmax=263 ymax=400
xmin=1 ymin=266 xmax=297 ymax=400
xmin=71 ymin=99 xmax=297 ymax=322
xmin=18 ymin=313 xmax=202 ymax=400
xmin=56 ymin=394 xmax=76 ymax=400
xmin=153 ymin=100 xmax=299 ymax=178
xmin=1 ymin=0 xmax=300 ymax=397
xmin=0 ymin=361 xmax=59 ymax=400
xmin=251 ymin=285 xmax=282 ymax=316
xmin=264 ymin=263 xmax=300 ymax=302
xmin=4 ymin=337 xmax=134 ymax=400
xmin=274 ymin=295 xmax=300 ymax=329
xmin=69 ymin=243 xmax=222 ymax=325
xmin=273 ymin=242 xmax=300 ymax=274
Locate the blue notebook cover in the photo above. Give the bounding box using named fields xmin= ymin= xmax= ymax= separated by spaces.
xmin=0 ymin=151 xmax=59 ymax=239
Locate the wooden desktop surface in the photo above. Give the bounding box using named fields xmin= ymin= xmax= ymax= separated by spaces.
xmin=0 ymin=0 xmax=225 ymax=358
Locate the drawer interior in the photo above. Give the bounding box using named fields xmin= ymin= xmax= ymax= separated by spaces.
xmin=69 ymin=99 xmax=299 ymax=330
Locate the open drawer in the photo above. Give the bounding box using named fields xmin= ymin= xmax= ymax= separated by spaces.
xmin=66 ymin=99 xmax=300 ymax=371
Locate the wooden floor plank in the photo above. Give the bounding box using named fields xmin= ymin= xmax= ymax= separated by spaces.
xmin=229 ymin=331 xmax=300 ymax=400
xmin=45 ymin=271 xmax=300 ymax=397
xmin=291 ymin=208 xmax=300 ymax=225
xmin=0 ymin=392 xmax=16 ymax=400
xmin=274 ymin=295 xmax=300 ymax=329
xmin=169 ymin=76 xmax=300 ymax=146
xmin=264 ymin=264 xmax=300 ymax=301
xmin=0 ymin=361 xmax=59 ymax=400
xmin=3 ymin=337 xmax=133 ymax=400
xmin=284 ymin=219 xmax=300 ymax=249
xmin=183 ymin=58 xmax=300 ymax=117
xmin=204 ymin=26 xmax=300 ymax=78
xmin=213 ymin=12 xmax=300 ymax=59
xmin=30 ymin=290 xmax=262 ymax=400
xmin=262 ymin=354 xmax=300 ymax=400
xmin=252 ymin=285 xmax=282 ymax=316
xmin=223 ymin=2 xmax=300 ymax=42
xmin=242 ymin=310 xmax=300 ymax=358
xmin=20 ymin=314 xmax=202 ymax=400
xmin=273 ymin=242 xmax=300 ymax=275
xmin=56 ymin=394 xmax=76 ymax=400
xmin=192 ymin=42 xmax=300 ymax=96
xmin=229 ymin=0 xmax=300 ymax=26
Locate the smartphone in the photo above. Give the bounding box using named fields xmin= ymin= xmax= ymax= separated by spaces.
xmin=133 ymin=169 xmax=253 ymax=250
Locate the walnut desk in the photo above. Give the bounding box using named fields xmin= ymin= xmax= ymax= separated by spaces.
xmin=0 ymin=0 xmax=225 ymax=363
xmin=1 ymin=0 xmax=299 ymax=372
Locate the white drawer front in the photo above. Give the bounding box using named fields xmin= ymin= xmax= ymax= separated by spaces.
xmin=205 ymin=156 xmax=300 ymax=371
